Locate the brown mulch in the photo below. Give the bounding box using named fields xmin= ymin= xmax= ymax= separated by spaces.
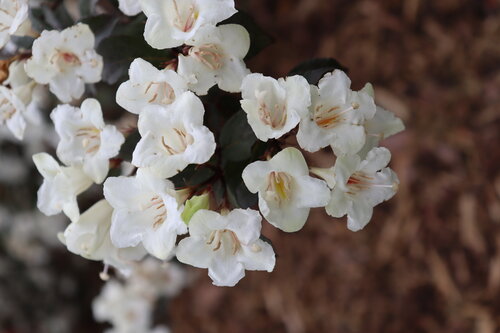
xmin=169 ymin=1 xmax=500 ymax=332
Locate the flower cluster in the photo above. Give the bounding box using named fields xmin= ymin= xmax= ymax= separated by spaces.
xmin=4 ymin=0 xmax=405 ymax=291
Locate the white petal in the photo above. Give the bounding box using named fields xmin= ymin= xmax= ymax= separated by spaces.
xmin=188 ymin=209 xmax=226 ymax=237
xmin=225 ymin=209 xmax=261 ymax=245
xmin=118 ymin=0 xmax=142 ymax=15
xmin=259 ymin=192 xmax=310 ymax=232
xmin=269 ymin=147 xmax=309 ymax=176
xmin=83 ymin=156 xmax=109 ymax=184
xmin=293 ymin=176 xmax=330 ymax=208
xmin=317 ymin=70 xmax=350 ymax=105
xmin=347 ymin=200 xmax=374 ymax=232
xmin=32 ymin=153 xmax=61 ymax=178
xmin=218 ymin=24 xmax=250 ymax=59
xmin=208 ymin=256 xmax=245 ymax=287
xmin=283 ymin=75 xmax=311 ymax=119
xmin=142 ymin=227 xmax=177 ymax=260
xmin=110 ymin=210 xmax=149 ymax=248
xmin=176 ymin=237 xmax=213 ymax=268
xmin=104 ymin=176 xmax=150 ymax=210
xmin=238 ymin=239 xmax=275 ymax=272
xmin=325 ymin=187 xmax=350 ymax=218
xmin=242 ymin=161 xmax=272 ymax=193
xmin=359 ymin=147 xmax=391 ymax=173
xmin=330 ymin=124 xmax=366 ymax=156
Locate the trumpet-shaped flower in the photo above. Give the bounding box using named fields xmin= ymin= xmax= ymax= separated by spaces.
xmin=61 ymin=200 xmax=146 ymax=275
xmin=297 ymin=70 xmax=376 ymax=155
xmin=176 ymin=209 xmax=275 ymax=287
xmin=116 ymin=58 xmax=188 ymax=114
xmin=140 ymin=0 xmax=236 ymax=49
xmin=242 ymin=147 xmax=330 ymax=232
xmin=132 ymin=91 xmax=216 ymax=178
xmin=0 ymin=0 xmax=30 ymax=49
xmin=118 ymin=0 xmax=142 ymax=16
xmin=25 ymin=23 xmax=103 ymax=103
xmin=177 ymin=24 xmax=250 ymax=95
xmin=103 ymin=169 xmax=187 ymax=260
xmin=240 ymin=74 xmax=311 ymax=141
xmin=314 ymin=147 xmax=399 ymax=231
xmin=33 ymin=153 xmax=93 ymax=222
xmin=51 ymin=98 xmax=125 ymax=184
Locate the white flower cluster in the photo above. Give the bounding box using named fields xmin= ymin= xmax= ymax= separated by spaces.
xmin=93 ymin=258 xmax=188 ymax=333
xmin=23 ymin=1 xmax=404 ymax=289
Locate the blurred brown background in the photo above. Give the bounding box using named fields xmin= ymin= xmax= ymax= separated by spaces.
xmin=169 ymin=0 xmax=500 ymax=332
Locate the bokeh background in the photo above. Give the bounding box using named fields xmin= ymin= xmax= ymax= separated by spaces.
xmin=1 ymin=0 xmax=499 ymax=332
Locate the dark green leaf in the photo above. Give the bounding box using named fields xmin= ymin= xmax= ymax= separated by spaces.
xmin=289 ymin=58 xmax=348 ymax=85
xmin=221 ymin=11 xmax=274 ymax=59
xmin=97 ymin=35 xmax=170 ymax=84
xmin=79 ymin=0 xmax=98 ymax=18
xmin=118 ymin=130 xmax=140 ymax=161
xmin=220 ymin=110 xmax=257 ymax=163
xmin=29 ymin=8 xmax=52 ymax=32
xmin=10 ymin=36 xmax=35 ymax=50
xmin=41 ymin=3 xmax=75 ymax=30
xmin=111 ymin=14 xmax=147 ymax=36
xmin=224 ymin=161 xmax=257 ymax=209
xmin=170 ymin=164 xmax=215 ymax=188
xmin=80 ymin=14 xmax=118 ymax=45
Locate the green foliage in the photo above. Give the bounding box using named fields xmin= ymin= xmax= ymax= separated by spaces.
xmin=10 ymin=36 xmax=35 ymax=49
xmin=289 ymin=58 xmax=347 ymax=85
xmin=79 ymin=0 xmax=99 ymax=19
xmin=97 ymin=35 xmax=170 ymax=84
xmin=220 ymin=110 xmax=258 ymax=163
xmin=80 ymin=15 xmax=118 ymax=45
xmin=181 ymin=194 xmax=210 ymax=225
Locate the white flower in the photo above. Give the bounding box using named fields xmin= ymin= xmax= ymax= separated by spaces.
xmin=25 ymin=23 xmax=103 ymax=103
xmin=240 ymin=73 xmax=311 ymax=141
xmin=51 ymin=98 xmax=125 ymax=184
xmin=242 ymin=147 xmax=330 ymax=232
xmin=314 ymin=147 xmax=399 ymax=231
xmin=0 ymin=0 xmax=30 ymax=49
xmin=93 ymin=280 xmax=153 ymax=333
xmin=116 ymin=58 xmax=188 ymax=114
xmin=103 ymin=169 xmax=187 ymax=260
xmin=1 ymin=59 xmax=45 ymax=140
xmin=297 ymin=70 xmax=376 ymax=155
xmin=0 ymin=85 xmax=26 ymax=139
xmin=61 ymin=200 xmax=146 ymax=275
xmin=118 ymin=0 xmax=142 ymax=16
xmin=32 ymin=153 xmax=93 ymax=222
xmin=140 ymin=0 xmax=237 ymax=49
xmin=358 ymin=105 xmax=405 ymax=159
xmin=132 ymin=91 xmax=216 ymax=178
xmin=176 ymin=208 xmax=275 ymax=287
xmin=177 ymin=24 xmax=250 ymax=95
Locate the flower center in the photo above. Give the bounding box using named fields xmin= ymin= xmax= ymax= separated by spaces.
xmin=144 ymin=81 xmax=176 ymax=105
xmin=313 ymin=102 xmax=360 ymax=129
xmin=265 ymin=171 xmax=293 ymax=205
xmin=160 ymin=127 xmax=194 ymax=155
xmin=76 ymin=127 xmax=101 ymax=154
xmin=146 ymin=195 xmax=167 ymax=230
xmin=50 ymin=50 xmax=81 ymax=72
xmin=256 ymin=90 xmax=287 ymax=129
xmin=189 ymin=43 xmax=224 ymax=70
xmin=171 ymin=0 xmax=199 ymax=33
xmin=345 ymin=171 xmax=398 ymax=196
xmin=206 ymin=229 xmax=241 ymax=255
